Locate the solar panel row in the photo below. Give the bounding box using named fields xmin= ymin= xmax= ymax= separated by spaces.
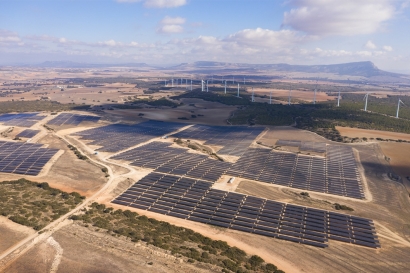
xmin=0 ymin=140 xmax=59 ymax=175
xmin=73 ymin=120 xmax=187 ymax=153
xmin=0 ymin=113 xmax=45 ymax=128
xmin=226 ymin=147 xmax=364 ymax=199
xmin=112 ymin=172 xmax=380 ymax=249
xmin=111 ymin=141 xmax=232 ymax=182
xmin=47 ymin=113 xmax=100 ymax=126
xmin=16 ymin=129 xmax=40 ymax=138
xmin=276 ymin=139 xmax=327 ymax=153
xmin=171 ymin=124 xmax=265 ymax=157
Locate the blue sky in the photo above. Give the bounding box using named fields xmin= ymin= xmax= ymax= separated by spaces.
xmin=0 ymin=0 xmax=409 ymax=73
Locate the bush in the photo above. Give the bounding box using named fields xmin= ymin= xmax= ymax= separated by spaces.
xmin=334 ymin=203 xmax=354 ymax=211
xmin=248 ymin=255 xmax=264 ymax=268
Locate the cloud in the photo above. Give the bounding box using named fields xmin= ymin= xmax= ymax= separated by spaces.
xmin=157 ymin=16 xmax=186 ymax=34
xmin=383 ymin=45 xmax=393 ymax=51
xmin=161 ymin=16 xmax=186 ymax=25
xmin=0 ymin=29 xmax=21 ymax=43
xmin=365 ymin=40 xmax=376 ymax=49
xmin=224 ymin=28 xmax=306 ymax=48
xmin=116 ymin=0 xmax=187 ymax=8
xmin=283 ymin=0 xmax=395 ymax=36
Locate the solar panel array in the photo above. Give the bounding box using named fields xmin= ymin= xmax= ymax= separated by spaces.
xmin=74 ymin=121 xmax=187 ymax=152
xmin=0 ymin=113 xmax=45 ymax=127
xmin=276 ymin=139 xmax=327 ymax=153
xmin=326 ymin=145 xmax=364 ymax=198
xmin=226 ymin=146 xmax=364 ymax=199
xmin=111 ymin=141 xmax=232 ymax=182
xmin=16 ymin=129 xmax=40 ymax=138
xmin=113 ymin=172 xmax=380 ymax=249
xmin=47 ymin=113 xmax=100 ymax=126
xmin=171 ymin=125 xmax=265 ymax=157
xmin=0 ymin=141 xmax=59 ymax=175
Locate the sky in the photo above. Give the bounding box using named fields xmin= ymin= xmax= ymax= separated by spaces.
xmin=0 ymin=0 xmax=409 ymax=73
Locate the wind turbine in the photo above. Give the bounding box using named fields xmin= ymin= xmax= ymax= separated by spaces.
xmin=201 ymin=79 xmax=204 ymax=91
xmin=244 ymin=77 xmax=246 ymax=85
xmin=190 ymin=79 xmax=193 ymax=91
xmin=237 ymin=83 xmax=240 ymax=97
xmin=337 ymin=87 xmax=341 ymax=107
xmin=288 ymin=84 xmax=292 ymax=105
xmin=206 ymin=80 xmax=209 ymax=92
xmin=396 ymin=98 xmax=405 ymax=118
xmin=164 ymin=80 xmax=167 ymax=87
xmin=363 ymin=93 xmax=370 ymax=111
xmin=251 ymin=87 xmax=255 ymax=102
xmin=224 ymin=80 xmax=227 ymax=94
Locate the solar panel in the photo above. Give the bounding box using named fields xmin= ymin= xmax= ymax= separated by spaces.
xmin=47 ymin=113 xmax=100 ymax=126
xmin=112 ymin=171 xmax=379 ymax=249
xmin=0 ymin=140 xmax=59 ymax=176
xmin=16 ymin=129 xmax=40 ymax=138
xmin=0 ymin=113 xmax=45 ymax=127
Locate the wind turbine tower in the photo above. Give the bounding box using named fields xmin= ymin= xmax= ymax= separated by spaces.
xmin=363 ymin=93 xmax=370 ymax=111
xmin=252 ymin=87 xmax=255 ymax=102
xmin=224 ymin=80 xmax=227 ymax=94
xmin=237 ymin=83 xmax=240 ymax=97
xmin=396 ymin=98 xmax=405 ymax=118
xmin=190 ymin=79 xmax=192 ymax=91
xmin=206 ymin=80 xmax=209 ymax=92
xmin=288 ymin=85 xmax=292 ymax=105
xmin=337 ymin=88 xmax=341 ymax=107
xmin=201 ymin=80 xmax=204 ymax=91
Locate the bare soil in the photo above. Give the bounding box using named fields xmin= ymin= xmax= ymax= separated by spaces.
xmin=337 ymin=126 xmax=410 ymax=142
xmin=4 ymin=222 xmax=222 ymax=273
xmin=0 ymin=217 xmax=35 ymax=256
xmin=379 ymin=142 xmax=410 ymax=192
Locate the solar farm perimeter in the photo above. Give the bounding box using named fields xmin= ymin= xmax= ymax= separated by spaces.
xmin=70 ymin=121 xmax=380 ymax=249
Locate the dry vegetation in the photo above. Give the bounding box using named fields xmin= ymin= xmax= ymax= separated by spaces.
xmin=69 ymin=202 xmax=284 ymax=273
xmin=0 ymin=179 xmax=84 ymax=230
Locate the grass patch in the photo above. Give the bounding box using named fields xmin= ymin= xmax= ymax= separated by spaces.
xmin=0 ymin=178 xmax=85 ymax=230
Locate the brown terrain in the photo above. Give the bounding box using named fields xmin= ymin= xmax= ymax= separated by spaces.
xmin=0 ymin=68 xmax=410 ymax=273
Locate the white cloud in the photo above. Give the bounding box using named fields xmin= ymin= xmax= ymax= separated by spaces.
xmin=116 ymin=0 xmax=187 ymax=8
xmin=365 ymin=40 xmax=376 ymax=49
xmin=383 ymin=45 xmax=393 ymax=51
xmin=224 ymin=28 xmax=306 ymax=48
xmin=157 ymin=16 xmax=186 ymax=34
xmin=161 ymin=16 xmax=186 ymax=25
xmin=144 ymin=0 xmax=186 ymax=8
xmin=59 ymin=37 xmax=67 ymax=43
xmin=158 ymin=25 xmax=184 ymax=33
xmin=0 ymin=29 xmax=21 ymax=43
xmin=283 ymin=0 xmax=395 ymax=36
